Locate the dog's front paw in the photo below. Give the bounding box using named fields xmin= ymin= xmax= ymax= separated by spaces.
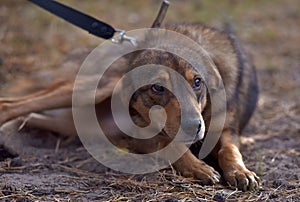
xmin=223 ymin=166 xmax=261 ymax=191
xmin=218 ymin=146 xmax=261 ymax=191
xmin=180 ymin=160 xmax=221 ymax=184
xmin=173 ymin=151 xmax=221 ymax=185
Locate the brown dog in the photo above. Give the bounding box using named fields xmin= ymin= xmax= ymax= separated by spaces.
xmin=0 ymin=22 xmax=260 ymax=191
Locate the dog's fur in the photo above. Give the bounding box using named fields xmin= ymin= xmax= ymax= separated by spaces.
xmin=0 ymin=23 xmax=260 ymax=191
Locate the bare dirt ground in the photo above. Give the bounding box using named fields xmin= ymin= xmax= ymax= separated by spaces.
xmin=0 ymin=0 xmax=299 ymax=201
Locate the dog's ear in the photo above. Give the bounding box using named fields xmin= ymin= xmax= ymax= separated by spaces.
xmin=207 ymin=62 xmax=222 ymax=91
xmin=199 ymin=54 xmax=223 ymax=92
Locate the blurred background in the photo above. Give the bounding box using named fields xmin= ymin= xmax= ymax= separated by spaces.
xmin=0 ymin=0 xmax=299 ymax=91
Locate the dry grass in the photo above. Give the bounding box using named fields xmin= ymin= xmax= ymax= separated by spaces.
xmin=1 ymin=161 xmax=297 ymax=201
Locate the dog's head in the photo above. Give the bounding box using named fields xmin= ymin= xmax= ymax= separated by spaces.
xmin=121 ymin=48 xmax=220 ymax=145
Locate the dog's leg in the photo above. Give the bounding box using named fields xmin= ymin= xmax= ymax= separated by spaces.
xmin=128 ymin=139 xmax=221 ymax=185
xmin=171 ymin=143 xmax=221 ymax=185
xmin=0 ymin=109 xmax=76 ymax=138
xmin=0 ymin=77 xmax=116 ymax=126
xmin=25 ymin=110 xmax=76 ymax=137
xmin=217 ymin=129 xmax=260 ymax=191
xmin=0 ymin=81 xmax=74 ymax=124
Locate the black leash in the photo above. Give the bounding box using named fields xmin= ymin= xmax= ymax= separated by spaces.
xmin=27 ymin=0 xmax=137 ymax=46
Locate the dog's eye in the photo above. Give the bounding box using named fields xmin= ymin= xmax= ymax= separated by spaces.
xmin=193 ymin=77 xmax=203 ymax=91
xmin=151 ymin=84 xmax=165 ymax=94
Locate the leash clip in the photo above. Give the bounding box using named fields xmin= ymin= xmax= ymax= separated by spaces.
xmin=111 ymin=29 xmax=137 ymax=47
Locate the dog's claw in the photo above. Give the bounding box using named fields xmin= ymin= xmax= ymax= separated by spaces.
xmin=211 ymin=173 xmax=221 ymax=184
xmin=212 ymin=170 xmax=221 ymax=183
xmin=224 ymin=169 xmax=261 ymax=191
xmin=247 ymin=171 xmax=260 ymax=191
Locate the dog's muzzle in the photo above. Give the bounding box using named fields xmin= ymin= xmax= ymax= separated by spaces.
xmin=179 ymin=116 xmax=205 ymax=144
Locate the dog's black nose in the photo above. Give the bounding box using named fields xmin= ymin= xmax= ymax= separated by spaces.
xmin=196 ymin=121 xmax=201 ymax=135
xmin=193 ymin=120 xmax=204 ymax=142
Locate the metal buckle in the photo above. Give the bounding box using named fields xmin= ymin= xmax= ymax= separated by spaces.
xmin=111 ymin=29 xmax=137 ymax=47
